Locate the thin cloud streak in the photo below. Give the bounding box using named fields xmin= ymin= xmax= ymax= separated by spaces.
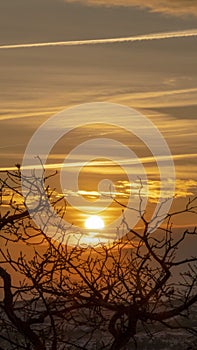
xmin=0 ymin=29 xmax=197 ymax=50
xmin=0 ymin=153 xmax=196 ymax=172
xmin=65 ymin=0 xmax=197 ymax=17
xmin=1 ymin=88 xmax=197 ymax=121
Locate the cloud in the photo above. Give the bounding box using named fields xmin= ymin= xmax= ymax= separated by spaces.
xmin=0 ymin=29 xmax=197 ymax=50
xmin=0 ymin=153 xmax=196 ymax=172
xmin=64 ymin=0 xmax=197 ymax=17
xmin=116 ymin=178 xmax=197 ymax=201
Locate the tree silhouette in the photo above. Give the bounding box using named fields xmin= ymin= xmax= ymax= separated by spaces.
xmin=0 ymin=168 xmax=197 ymax=349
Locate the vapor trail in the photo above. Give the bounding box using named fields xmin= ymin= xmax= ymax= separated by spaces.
xmin=0 ymin=29 xmax=197 ymax=50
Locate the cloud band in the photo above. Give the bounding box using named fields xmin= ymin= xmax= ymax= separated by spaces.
xmin=65 ymin=0 xmax=197 ymax=17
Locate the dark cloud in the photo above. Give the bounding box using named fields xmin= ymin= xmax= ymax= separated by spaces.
xmin=152 ymin=104 xmax=197 ymax=120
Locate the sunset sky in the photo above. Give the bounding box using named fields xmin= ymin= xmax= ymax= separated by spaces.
xmin=0 ymin=0 xmax=197 ymax=245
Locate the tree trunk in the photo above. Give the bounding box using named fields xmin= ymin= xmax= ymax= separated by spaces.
xmin=109 ymin=312 xmax=137 ymax=350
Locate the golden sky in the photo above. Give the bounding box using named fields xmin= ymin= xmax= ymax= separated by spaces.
xmin=0 ymin=0 xmax=196 ymax=243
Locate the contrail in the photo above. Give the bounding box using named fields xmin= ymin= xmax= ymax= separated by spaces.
xmin=0 ymin=29 xmax=197 ymax=50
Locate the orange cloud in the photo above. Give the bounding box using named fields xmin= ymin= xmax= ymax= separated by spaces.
xmin=65 ymin=0 xmax=197 ymax=16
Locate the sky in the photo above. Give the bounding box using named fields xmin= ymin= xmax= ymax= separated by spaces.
xmin=0 ymin=0 xmax=197 ymax=244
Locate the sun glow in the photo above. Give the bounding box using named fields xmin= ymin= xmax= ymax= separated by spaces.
xmin=85 ymin=215 xmax=105 ymax=230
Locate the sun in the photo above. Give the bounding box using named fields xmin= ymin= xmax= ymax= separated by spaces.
xmin=85 ymin=215 xmax=105 ymax=230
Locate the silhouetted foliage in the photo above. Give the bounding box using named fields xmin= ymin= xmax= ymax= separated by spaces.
xmin=0 ymin=168 xmax=197 ymax=349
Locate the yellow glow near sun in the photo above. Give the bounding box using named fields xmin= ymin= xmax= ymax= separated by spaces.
xmin=85 ymin=215 xmax=105 ymax=230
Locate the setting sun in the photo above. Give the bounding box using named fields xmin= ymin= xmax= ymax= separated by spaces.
xmin=85 ymin=215 xmax=105 ymax=230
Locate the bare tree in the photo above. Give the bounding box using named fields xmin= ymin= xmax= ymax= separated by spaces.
xmin=0 ymin=168 xmax=197 ymax=350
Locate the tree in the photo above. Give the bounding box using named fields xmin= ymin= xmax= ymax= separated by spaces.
xmin=0 ymin=167 xmax=197 ymax=350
